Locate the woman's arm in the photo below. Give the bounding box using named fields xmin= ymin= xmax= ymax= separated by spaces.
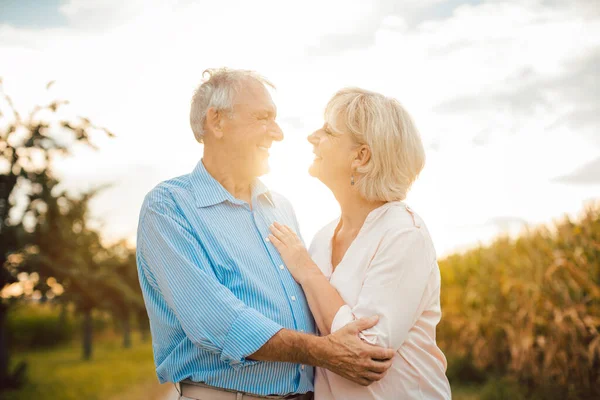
xmin=268 ymin=222 xmax=345 ymax=335
xmin=269 ymin=222 xmax=436 ymax=349
xmin=328 ymin=227 xmax=435 ymax=349
xmin=297 ymin=271 xmax=345 ymax=336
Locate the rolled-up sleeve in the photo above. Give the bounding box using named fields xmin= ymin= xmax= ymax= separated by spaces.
xmin=330 ymin=227 xmax=435 ymax=350
xmin=138 ymin=199 xmax=283 ymax=369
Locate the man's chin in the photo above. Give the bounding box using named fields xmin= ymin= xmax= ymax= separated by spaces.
xmin=253 ymin=162 xmax=270 ymax=177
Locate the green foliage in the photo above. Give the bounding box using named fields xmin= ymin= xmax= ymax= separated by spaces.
xmin=480 ymin=377 xmax=526 ymax=400
xmin=452 ymin=384 xmax=484 ymax=400
xmin=7 ymin=304 xmax=75 ymax=350
xmin=0 ymin=77 xmax=115 ymax=385
xmin=446 ymin=356 xmax=487 ymax=385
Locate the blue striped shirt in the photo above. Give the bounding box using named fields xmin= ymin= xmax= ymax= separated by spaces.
xmin=136 ymin=160 xmax=316 ymax=395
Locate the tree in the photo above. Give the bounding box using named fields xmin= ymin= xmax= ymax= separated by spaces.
xmin=100 ymin=242 xmax=145 ymax=349
xmin=0 ymin=78 xmax=113 ymax=386
xmin=22 ymin=181 xmax=145 ymax=359
xmin=24 ymin=181 xmax=106 ymax=360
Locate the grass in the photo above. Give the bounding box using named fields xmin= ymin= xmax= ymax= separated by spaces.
xmin=453 ymin=384 xmax=483 ymax=400
xmin=2 ymin=328 xmax=485 ymax=400
xmin=3 ymin=332 xmax=172 ymax=400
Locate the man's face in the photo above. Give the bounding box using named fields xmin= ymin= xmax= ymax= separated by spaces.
xmin=220 ymin=80 xmax=283 ymax=178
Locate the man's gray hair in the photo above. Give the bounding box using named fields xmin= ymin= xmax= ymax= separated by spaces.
xmin=189 ymin=68 xmax=275 ymax=143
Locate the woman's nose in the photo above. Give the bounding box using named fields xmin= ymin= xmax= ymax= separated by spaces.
xmin=307 ymin=130 xmax=319 ymax=145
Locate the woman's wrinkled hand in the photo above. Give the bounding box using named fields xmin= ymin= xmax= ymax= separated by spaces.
xmin=269 ymin=222 xmax=321 ymax=285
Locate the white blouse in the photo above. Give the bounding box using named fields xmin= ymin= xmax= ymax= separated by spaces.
xmin=309 ymin=201 xmax=451 ymax=400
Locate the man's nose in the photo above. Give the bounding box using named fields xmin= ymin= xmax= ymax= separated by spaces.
xmin=269 ymin=121 xmax=284 ymax=142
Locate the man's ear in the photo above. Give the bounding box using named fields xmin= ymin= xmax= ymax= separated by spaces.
xmin=205 ymin=107 xmax=224 ymax=139
xmin=351 ymin=144 xmax=371 ymax=169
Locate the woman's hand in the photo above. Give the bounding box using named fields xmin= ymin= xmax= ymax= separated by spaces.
xmin=269 ymin=222 xmax=322 ymax=285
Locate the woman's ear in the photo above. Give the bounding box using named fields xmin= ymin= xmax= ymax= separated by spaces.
xmin=205 ymin=107 xmax=224 ymax=139
xmin=351 ymin=144 xmax=371 ymax=169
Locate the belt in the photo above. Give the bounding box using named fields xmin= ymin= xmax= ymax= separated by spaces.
xmin=178 ymin=380 xmax=313 ymax=400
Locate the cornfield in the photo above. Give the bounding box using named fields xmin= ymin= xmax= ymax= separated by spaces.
xmin=438 ymin=202 xmax=600 ymax=398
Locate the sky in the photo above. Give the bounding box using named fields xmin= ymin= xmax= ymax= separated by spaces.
xmin=1 ymin=0 xmax=599 ymax=256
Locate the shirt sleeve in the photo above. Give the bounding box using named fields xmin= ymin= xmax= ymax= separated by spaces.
xmin=138 ymin=198 xmax=283 ymax=369
xmin=330 ymin=227 xmax=435 ymax=350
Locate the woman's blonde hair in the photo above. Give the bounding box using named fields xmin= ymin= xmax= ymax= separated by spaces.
xmin=325 ymin=87 xmax=425 ymax=202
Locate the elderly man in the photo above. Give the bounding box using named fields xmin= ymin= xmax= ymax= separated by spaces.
xmin=136 ymin=68 xmax=394 ymax=400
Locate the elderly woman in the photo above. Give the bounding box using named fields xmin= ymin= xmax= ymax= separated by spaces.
xmin=269 ymin=88 xmax=451 ymax=399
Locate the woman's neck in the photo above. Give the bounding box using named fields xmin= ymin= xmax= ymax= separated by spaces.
xmin=333 ymin=187 xmax=386 ymax=234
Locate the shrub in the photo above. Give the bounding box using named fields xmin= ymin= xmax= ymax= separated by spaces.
xmin=7 ymin=303 xmax=75 ymax=350
xmin=438 ymin=202 xmax=600 ymax=398
xmin=480 ymin=377 xmax=526 ymax=400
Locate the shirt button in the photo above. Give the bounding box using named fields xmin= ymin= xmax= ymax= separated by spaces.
xmin=291 ymin=296 xmax=296 ymax=301
xmin=279 ymin=264 xmax=284 ymax=270
xmin=264 ymin=237 xmax=270 ymax=242
xmin=300 ymin=329 xmax=304 ymax=332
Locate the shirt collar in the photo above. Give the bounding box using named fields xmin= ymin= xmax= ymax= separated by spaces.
xmin=251 ymin=178 xmax=275 ymax=207
xmin=190 ymin=159 xmax=274 ymax=208
xmin=364 ymin=201 xmax=405 ymax=223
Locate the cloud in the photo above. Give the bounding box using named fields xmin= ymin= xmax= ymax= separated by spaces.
xmin=305 ymin=0 xmax=476 ymax=56
xmin=2 ymin=0 xmax=599 ymax=251
xmin=545 ymin=50 xmax=600 ymax=145
xmin=304 ymin=0 xmax=491 ymax=56
xmin=305 ymin=0 xmax=598 ymax=57
xmin=546 ymin=0 xmax=600 ymax=19
xmin=435 ymin=47 xmax=600 ymax=146
xmin=552 ymin=157 xmax=600 ymax=185
xmin=485 ymin=216 xmax=528 ymax=231
xmin=58 ymin=0 xmax=150 ymax=31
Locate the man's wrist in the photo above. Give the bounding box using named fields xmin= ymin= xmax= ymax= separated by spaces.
xmin=300 ymin=333 xmax=328 ymax=368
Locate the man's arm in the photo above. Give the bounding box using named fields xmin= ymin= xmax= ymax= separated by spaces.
xmin=139 ymin=197 xmax=283 ymax=369
xmin=140 ymin=195 xmax=394 ymax=384
xmin=250 ymin=317 xmax=396 ymax=387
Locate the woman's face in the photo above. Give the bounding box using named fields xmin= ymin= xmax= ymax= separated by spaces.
xmin=307 ymin=116 xmax=358 ymax=187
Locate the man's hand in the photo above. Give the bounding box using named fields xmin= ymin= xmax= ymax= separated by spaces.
xmin=316 ymin=316 xmax=396 ymax=386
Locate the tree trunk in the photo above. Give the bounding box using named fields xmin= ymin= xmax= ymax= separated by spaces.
xmin=140 ymin=324 xmax=148 ymax=342
xmin=82 ymin=308 xmax=93 ymax=361
xmin=122 ymin=310 xmax=131 ymax=349
xmin=58 ymin=302 xmax=68 ymax=327
xmin=1 ymin=173 xmax=21 ymax=388
xmin=0 ymin=303 xmax=8 ymax=388
xmin=137 ymin=310 xmax=149 ymax=342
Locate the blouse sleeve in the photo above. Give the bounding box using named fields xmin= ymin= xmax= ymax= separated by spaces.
xmin=330 ymin=227 xmax=436 ymax=350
